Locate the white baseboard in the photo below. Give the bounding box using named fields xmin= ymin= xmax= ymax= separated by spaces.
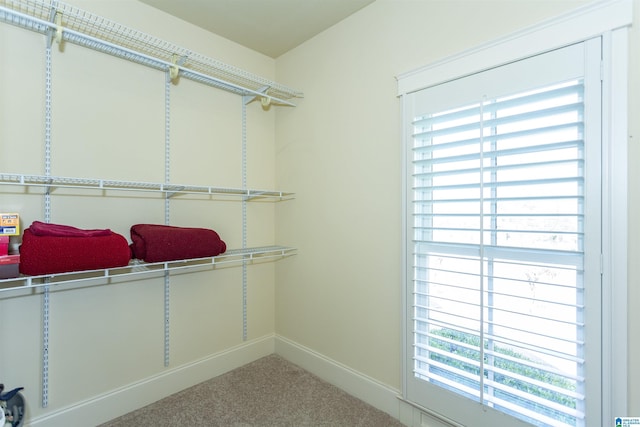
xmin=274 ymin=335 xmax=405 ymax=422
xmin=28 ymin=335 xmax=275 ymax=426
xmin=274 ymin=335 xmax=458 ymax=427
xmin=28 ymin=334 xmax=448 ymax=427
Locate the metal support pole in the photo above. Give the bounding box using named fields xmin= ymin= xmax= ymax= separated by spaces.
xmin=41 ymin=38 xmax=54 ymax=410
xmin=163 ymin=70 xmax=172 ymax=366
xmin=241 ymin=97 xmax=250 ymax=341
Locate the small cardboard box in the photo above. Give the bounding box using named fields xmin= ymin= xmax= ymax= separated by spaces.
xmin=0 ymin=235 xmax=8 ymax=256
xmin=0 ymin=254 xmax=20 ymax=279
xmin=0 ymin=213 xmax=20 ymax=236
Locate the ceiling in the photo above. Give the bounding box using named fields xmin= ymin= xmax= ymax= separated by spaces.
xmin=138 ymin=0 xmax=376 ymax=58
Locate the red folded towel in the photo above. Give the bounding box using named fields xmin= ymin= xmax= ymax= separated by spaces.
xmin=20 ymin=224 xmax=131 ymax=275
xmin=130 ymin=224 xmax=227 ymax=263
xmin=29 ymin=220 xmax=112 ymax=237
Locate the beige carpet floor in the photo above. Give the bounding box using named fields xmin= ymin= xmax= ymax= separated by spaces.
xmin=99 ymin=354 xmax=405 ymax=427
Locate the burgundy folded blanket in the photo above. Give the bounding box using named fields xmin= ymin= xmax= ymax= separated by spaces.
xmin=130 ymin=224 xmax=227 ymax=263
xmin=20 ymin=222 xmax=131 ymax=275
xmin=29 ymin=220 xmax=112 ymax=237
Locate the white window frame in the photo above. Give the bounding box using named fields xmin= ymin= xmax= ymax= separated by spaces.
xmin=397 ymin=1 xmax=631 ymax=425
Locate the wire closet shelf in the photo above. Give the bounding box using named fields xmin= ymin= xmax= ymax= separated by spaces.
xmin=0 ymin=0 xmax=304 ymax=104
xmin=0 ymin=246 xmax=297 ymax=293
xmin=0 ymin=173 xmax=295 ymax=201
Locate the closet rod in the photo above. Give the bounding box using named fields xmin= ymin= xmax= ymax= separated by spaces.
xmin=0 ymin=1 xmax=302 ymax=103
xmin=62 ymin=27 xmax=298 ymax=106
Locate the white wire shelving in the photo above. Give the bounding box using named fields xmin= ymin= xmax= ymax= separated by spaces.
xmin=0 ymin=0 xmax=300 ymax=408
xmin=0 ymin=0 xmax=303 ymax=105
xmin=0 ymin=172 xmax=296 ymax=292
xmin=0 ymin=246 xmax=297 ymax=293
xmin=0 ymin=173 xmax=295 ymax=200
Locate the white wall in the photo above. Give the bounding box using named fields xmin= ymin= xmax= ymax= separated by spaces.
xmin=1 ymin=0 xmax=637 ymax=425
xmin=0 ymin=0 xmax=280 ymax=424
xmin=275 ymin=0 xmax=639 ymax=421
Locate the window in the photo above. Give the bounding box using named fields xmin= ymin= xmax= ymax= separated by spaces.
xmin=403 ymin=41 xmax=604 ymax=427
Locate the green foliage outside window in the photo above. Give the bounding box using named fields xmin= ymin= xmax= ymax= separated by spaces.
xmin=429 ymin=328 xmax=577 ymax=425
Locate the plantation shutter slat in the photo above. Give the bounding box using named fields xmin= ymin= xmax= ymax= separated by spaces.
xmin=413 ymin=123 xmax=584 ymax=154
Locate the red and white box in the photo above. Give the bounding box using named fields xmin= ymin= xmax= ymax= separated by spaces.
xmin=0 ymin=254 xmax=20 ymax=279
xmin=0 ymin=236 xmax=8 ymax=256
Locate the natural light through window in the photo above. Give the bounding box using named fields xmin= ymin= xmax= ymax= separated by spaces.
xmin=411 ymin=80 xmax=586 ymax=426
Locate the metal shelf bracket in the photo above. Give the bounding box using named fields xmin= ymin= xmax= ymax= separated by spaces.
xmin=53 ymin=10 xmax=62 ymax=44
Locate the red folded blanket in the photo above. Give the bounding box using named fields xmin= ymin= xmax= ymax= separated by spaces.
xmin=130 ymin=224 xmax=226 ymax=263
xmin=29 ymin=220 xmax=112 ymax=237
xmin=20 ymin=223 xmax=131 ymax=275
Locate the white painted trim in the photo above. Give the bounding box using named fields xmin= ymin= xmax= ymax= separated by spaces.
xmin=400 ymin=93 xmax=410 ymax=402
xmin=396 ymin=0 xmax=632 ymax=96
xmin=28 ymin=335 xmax=275 ymax=426
xmin=275 ymin=335 xmax=473 ymax=426
xmin=601 ymin=26 xmax=629 ymax=426
xmin=26 ymin=331 xmax=483 ymax=427
xmin=274 ymin=335 xmax=403 ymax=421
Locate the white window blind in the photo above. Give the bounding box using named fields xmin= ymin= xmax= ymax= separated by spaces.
xmin=411 ymin=79 xmax=587 ymax=426
xmin=402 ymin=37 xmax=608 ymax=426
